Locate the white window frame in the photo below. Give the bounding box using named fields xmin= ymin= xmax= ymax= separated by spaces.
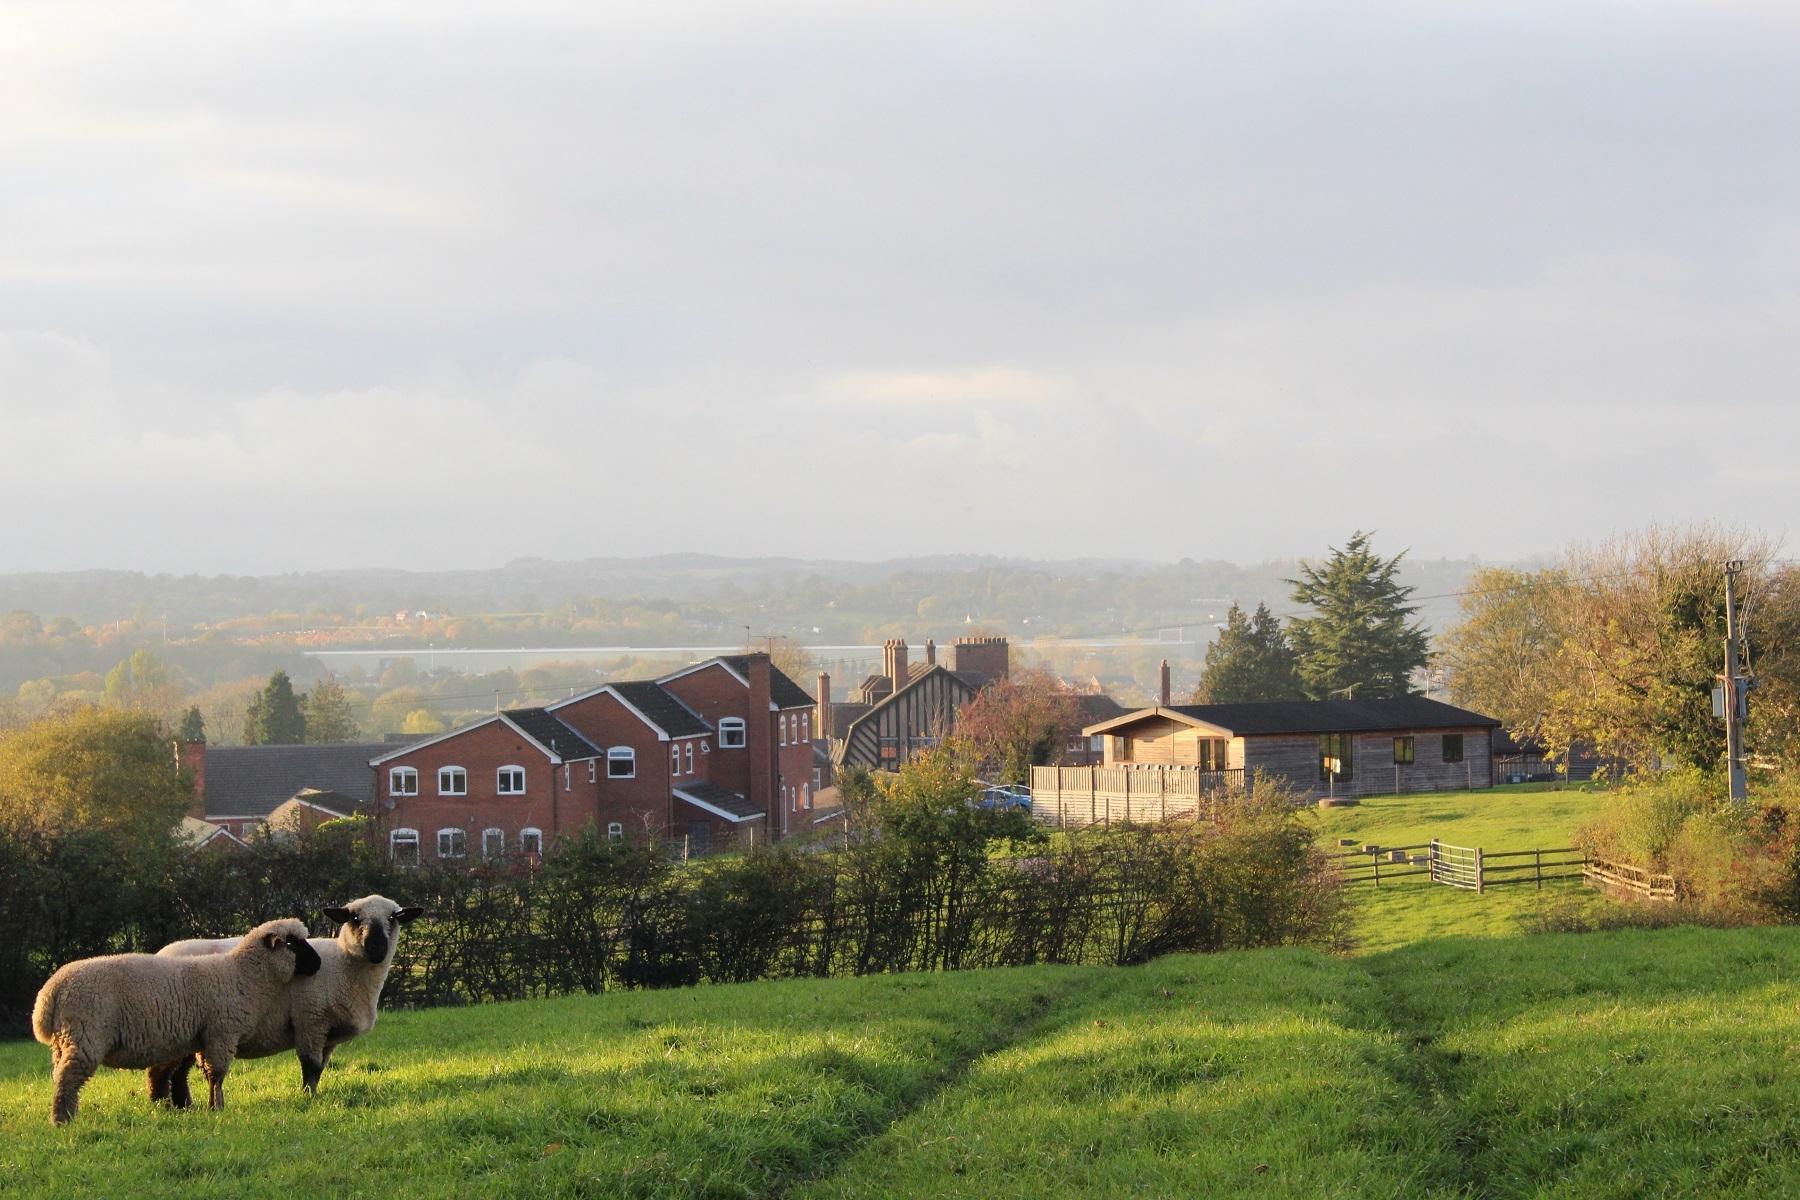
xmin=496 ymin=765 xmax=526 ymax=795
xmin=437 ymin=827 xmax=467 ymax=859
xmin=780 ymin=714 xmax=788 ymax=745
xmin=389 ymin=767 xmax=418 ymax=796
xmin=390 ymin=827 xmax=420 ymax=866
xmin=519 ymin=826 xmax=543 ymax=856
xmin=481 ymin=827 xmax=506 ymax=859
xmin=684 ymin=743 xmax=694 ymax=774
xmin=800 ymin=712 xmax=809 ymax=741
xmin=607 ymin=821 xmax=624 ymax=841
xmin=563 ymin=764 xmax=571 ymax=789
xmin=719 ymin=718 xmax=746 ymax=748
xmin=588 ymin=760 xmax=597 ymax=783
xmin=803 ymin=784 xmax=811 ymax=810
xmin=437 ymin=766 xmax=467 ymax=796
xmin=671 ymin=744 xmax=682 ymax=776
xmin=607 ymin=747 xmax=636 ymax=778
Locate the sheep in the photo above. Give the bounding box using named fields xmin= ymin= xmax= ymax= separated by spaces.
xmin=147 ymin=895 xmax=422 ymax=1106
xmin=31 ymin=918 xmax=321 ymax=1126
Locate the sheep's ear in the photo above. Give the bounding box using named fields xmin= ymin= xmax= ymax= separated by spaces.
xmin=395 ymin=907 xmax=425 ymax=924
xmin=323 ymin=907 xmax=354 ymax=926
xmin=263 ymin=932 xmax=282 ymax=951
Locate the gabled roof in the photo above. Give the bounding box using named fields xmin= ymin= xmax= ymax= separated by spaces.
xmin=673 ymin=781 xmax=766 ymax=823
xmin=177 ymin=816 xmax=247 ymax=852
xmin=501 ymin=707 xmax=606 ymax=760
xmin=206 ymin=743 xmax=395 ymax=819
xmin=546 ymin=681 xmax=709 ymax=741
xmin=658 ymin=656 xmax=816 ymax=711
xmin=1084 ymin=697 xmax=1502 ymax=738
xmin=369 ymin=709 xmax=599 ymax=766
xmin=834 ymin=663 xmax=980 ymax=767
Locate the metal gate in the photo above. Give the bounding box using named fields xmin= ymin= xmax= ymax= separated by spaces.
xmin=1429 ymin=839 xmax=1482 ymax=892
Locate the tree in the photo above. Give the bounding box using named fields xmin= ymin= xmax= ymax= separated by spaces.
xmin=243 ymin=670 xmax=307 ymax=745
xmin=1286 ymin=532 xmax=1431 ymax=700
xmin=0 ymin=707 xmax=192 ymax=840
xmin=1192 ymin=602 xmax=1302 ymax=703
xmin=1439 ymin=567 xmax=1566 ymax=735
xmin=176 ymin=706 xmax=206 ymax=743
xmin=303 ymin=674 xmax=359 ymax=743
xmin=955 ymin=668 xmax=1083 ymax=784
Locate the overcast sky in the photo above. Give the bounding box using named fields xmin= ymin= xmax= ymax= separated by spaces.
xmin=2 ymin=1 xmax=1796 ymax=574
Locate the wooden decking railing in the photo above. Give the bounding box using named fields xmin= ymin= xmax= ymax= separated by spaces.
xmin=1029 ymin=765 xmax=1247 ymax=827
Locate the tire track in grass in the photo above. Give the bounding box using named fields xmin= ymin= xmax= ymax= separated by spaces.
xmin=766 ymin=965 xmax=1118 ymax=1199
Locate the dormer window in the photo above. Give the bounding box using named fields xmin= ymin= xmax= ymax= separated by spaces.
xmin=719 ymin=718 xmax=746 ymax=749
xmin=497 ymin=766 xmax=526 ymax=795
xmin=437 ymin=766 xmax=466 ymax=796
xmin=389 ymin=767 xmax=418 ymax=796
xmin=607 ymin=747 xmax=636 ymax=779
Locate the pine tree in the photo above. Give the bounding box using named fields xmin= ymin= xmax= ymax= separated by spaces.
xmin=1192 ymin=602 xmax=1302 ymax=703
xmin=303 ymin=674 xmax=360 ymax=743
xmin=1286 ymin=531 xmax=1431 ymax=700
xmin=243 ymin=670 xmax=308 ymax=745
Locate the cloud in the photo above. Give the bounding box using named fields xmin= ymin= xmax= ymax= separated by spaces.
xmin=802 ymin=367 xmax=1076 ymax=410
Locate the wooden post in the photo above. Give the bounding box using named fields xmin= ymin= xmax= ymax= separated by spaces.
xmin=1160 ymin=775 xmax=1168 ymax=824
xmin=1534 ymin=847 xmax=1542 ymax=890
xmin=1372 ymin=851 xmax=1381 ymax=888
xmin=1429 ymin=837 xmax=1438 ymax=885
xmin=1475 ymin=845 xmax=1485 ymax=894
xmin=1089 ymin=768 xmax=1097 ymax=828
xmin=1123 ymin=770 xmax=1130 ymax=825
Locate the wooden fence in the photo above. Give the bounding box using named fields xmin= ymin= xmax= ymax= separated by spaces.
xmin=1029 ymin=765 xmax=1248 ymax=828
xmin=1582 ymin=856 xmax=1677 ymax=901
xmin=1329 ymin=839 xmax=1587 ymax=892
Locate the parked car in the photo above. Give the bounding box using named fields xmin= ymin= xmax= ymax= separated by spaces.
xmin=975 ymin=783 xmax=1033 ymax=812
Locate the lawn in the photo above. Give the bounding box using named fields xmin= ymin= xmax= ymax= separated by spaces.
xmin=10 ymin=927 xmax=1800 ymax=1198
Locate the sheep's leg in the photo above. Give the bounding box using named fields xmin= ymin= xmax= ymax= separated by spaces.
xmin=51 ymin=1048 xmax=97 ymax=1127
xmin=169 ymin=1055 xmax=195 ymax=1109
xmin=198 ymin=1047 xmax=233 ymax=1111
xmin=296 ymin=1035 xmax=328 ymax=1094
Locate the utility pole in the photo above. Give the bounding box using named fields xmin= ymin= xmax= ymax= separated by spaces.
xmin=1722 ymin=559 xmax=1749 ymax=803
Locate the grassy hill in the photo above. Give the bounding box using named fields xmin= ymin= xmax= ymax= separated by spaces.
xmin=14 ymin=782 xmax=1785 ymax=1198
xmin=5 ymin=926 xmax=1800 ymax=1198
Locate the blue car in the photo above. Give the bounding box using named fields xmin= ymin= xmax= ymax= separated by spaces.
xmin=975 ymin=784 xmax=1033 ymax=812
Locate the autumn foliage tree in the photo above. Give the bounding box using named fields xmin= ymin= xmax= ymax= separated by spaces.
xmin=955 ymin=669 xmax=1084 ymax=784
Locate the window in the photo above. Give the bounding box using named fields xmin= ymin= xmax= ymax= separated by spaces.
xmin=1393 ymin=737 xmax=1415 ymax=765
xmin=607 ymin=747 xmax=635 ymax=778
xmin=482 ymin=827 xmax=506 ymax=859
xmin=802 ymin=784 xmax=811 ymax=810
xmin=684 ymin=743 xmax=694 ymax=774
xmin=1442 ymin=734 xmax=1465 ymax=764
xmin=800 ymin=713 xmax=809 ymax=741
xmin=437 ymin=766 xmax=466 ymax=796
xmin=607 ymin=821 xmax=624 ymax=841
xmin=1319 ymin=734 xmax=1354 ymax=782
xmin=719 ymin=718 xmax=746 ymax=748
xmin=563 ymin=764 xmax=571 ymax=789
xmin=813 ymin=767 xmax=822 ymax=787
xmin=671 ymin=745 xmax=682 ymax=776
xmin=779 ymin=715 xmax=789 ymax=745
xmin=878 ymin=735 xmax=898 ymax=762
xmin=390 ymin=767 xmax=418 ymax=796
xmin=588 ymin=760 xmax=597 ymax=783
xmin=497 ymin=766 xmax=526 ymax=795
xmin=390 ymin=828 xmax=420 ymax=867
xmin=1197 ymin=738 xmax=1228 ymax=771
xmin=437 ymin=828 xmax=467 ymax=859
xmin=519 ymin=827 xmax=543 ymax=856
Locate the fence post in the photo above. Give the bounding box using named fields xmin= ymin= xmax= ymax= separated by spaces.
xmin=1429 ymin=838 xmax=1439 ymax=885
xmin=1534 ymin=848 xmax=1542 ymax=890
xmin=1090 ymin=769 xmax=1097 ymax=828
xmin=1475 ymin=845 xmax=1485 ymax=894
xmin=1373 ymin=851 xmax=1381 ymax=888
xmin=1123 ymin=770 xmax=1130 ymax=825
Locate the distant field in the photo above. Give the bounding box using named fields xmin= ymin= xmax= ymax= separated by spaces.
xmin=1314 ymin=783 xmax=1619 ymax=952
xmin=8 ymin=926 xmax=1800 ymax=1198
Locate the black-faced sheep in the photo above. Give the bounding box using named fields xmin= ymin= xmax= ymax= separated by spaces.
xmin=31 ymin=918 xmax=321 ymax=1125
xmin=148 ymin=895 xmax=422 ymax=1105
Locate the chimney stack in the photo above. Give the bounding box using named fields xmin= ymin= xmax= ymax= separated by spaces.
xmin=174 ymin=737 xmax=207 ymax=820
xmin=950 ymin=636 xmax=1010 ymax=684
xmin=883 ymin=638 xmax=910 ymax=693
xmin=925 ymin=639 xmax=937 ymax=667
xmin=1159 ymin=659 xmax=1171 ymax=706
xmin=816 ymin=670 xmax=831 ymax=742
xmin=746 ymin=653 xmax=776 ymax=833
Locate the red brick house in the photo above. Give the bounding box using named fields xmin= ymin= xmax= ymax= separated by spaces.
xmin=368 ymin=653 xmax=817 ymax=863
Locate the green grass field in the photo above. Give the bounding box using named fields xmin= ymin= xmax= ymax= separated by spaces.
xmin=14 ymin=781 xmax=1787 ymax=1199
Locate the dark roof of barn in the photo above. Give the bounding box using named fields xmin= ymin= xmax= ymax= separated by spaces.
xmin=502 ymin=707 xmax=606 ymax=760
xmin=673 ymin=781 xmax=766 ymax=822
xmin=1159 ymin=697 xmax=1501 ymax=737
xmin=719 ymin=656 xmax=816 ymax=709
xmin=610 ymin=681 xmax=712 ymax=739
xmin=203 ymin=743 xmax=395 ymax=820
